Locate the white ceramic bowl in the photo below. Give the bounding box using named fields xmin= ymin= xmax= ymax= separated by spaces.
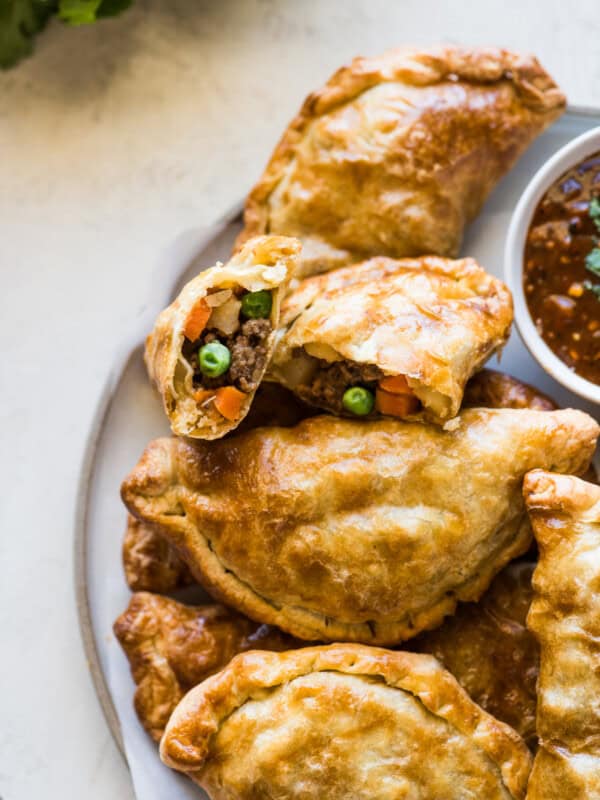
xmin=505 ymin=125 xmax=600 ymax=405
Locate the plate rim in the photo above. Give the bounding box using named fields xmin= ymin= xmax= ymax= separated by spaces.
xmin=73 ymin=103 xmax=600 ymax=765
xmin=74 ymin=201 xmax=244 ymax=759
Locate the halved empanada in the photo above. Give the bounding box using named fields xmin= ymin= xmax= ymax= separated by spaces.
xmin=160 ymin=644 xmax=532 ymax=799
xmin=524 ymin=471 xmax=600 ymax=798
xmin=271 ymin=255 xmax=512 ymax=422
xmin=145 ymin=235 xmax=300 ymax=439
xmin=113 ymin=592 xmax=299 ymax=741
xmin=237 ymin=46 xmax=565 ymax=278
xmin=121 ymin=408 xmax=598 ymax=644
xmin=415 ymin=561 xmax=538 ymax=750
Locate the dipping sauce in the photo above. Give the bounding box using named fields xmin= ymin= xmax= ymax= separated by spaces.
xmin=523 ymin=151 xmax=600 ymax=385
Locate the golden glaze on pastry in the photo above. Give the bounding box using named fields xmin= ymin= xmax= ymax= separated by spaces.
xmin=114 ymin=568 xmax=537 ymax=747
xmin=160 ymin=644 xmax=532 ymax=799
xmin=237 ymin=46 xmax=565 ymax=277
xmin=113 ymin=593 xmax=299 ymax=740
xmin=145 ymin=235 xmax=300 ymax=439
xmin=271 ymin=255 xmax=513 ymax=422
xmin=463 ymin=370 xmax=556 ymax=411
xmin=524 ymin=471 xmax=600 ymax=798
xmin=122 ymin=515 xmax=194 ymax=593
xmin=121 ymin=408 xmax=598 ymax=644
xmin=121 ymin=371 xmax=557 ymax=595
xmin=415 ymin=561 xmax=538 ymax=750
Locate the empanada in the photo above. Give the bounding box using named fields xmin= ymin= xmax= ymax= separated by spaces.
xmin=113 ymin=592 xmax=299 ymax=741
xmin=121 ymin=408 xmax=598 ymax=644
xmin=120 ymin=370 xmax=555 ymax=595
xmin=122 ymin=515 xmax=194 ymax=593
xmin=145 ymin=235 xmax=300 ymax=439
xmin=160 ymin=644 xmax=532 ymax=799
xmin=114 ymin=566 xmax=537 ymax=746
xmin=524 ymin=471 xmax=600 ymax=798
xmin=415 ymin=561 xmax=538 ymax=750
xmin=271 ymin=255 xmax=512 ymax=422
xmin=463 ymin=369 xmax=555 ymax=412
xmin=237 ymin=46 xmax=565 ymax=278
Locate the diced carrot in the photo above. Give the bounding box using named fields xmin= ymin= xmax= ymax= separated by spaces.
xmin=194 ymin=389 xmax=215 ymax=405
xmin=378 ymin=374 xmax=414 ymax=395
xmin=375 ymin=388 xmax=420 ymax=418
xmin=183 ymin=297 xmax=211 ymax=341
xmin=214 ymin=386 xmax=246 ymax=421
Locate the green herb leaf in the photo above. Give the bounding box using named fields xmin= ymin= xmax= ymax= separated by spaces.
xmin=584 ymin=280 xmax=600 ymax=300
xmin=58 ymin=0 xmax=102 ymax=25
xmin=585 ymin=247 xmax=600 ymax=277
xmin=0 ymin=0 xmax=56 ymax=68
xmin=590 ymin=196 xmax=600 ymax=226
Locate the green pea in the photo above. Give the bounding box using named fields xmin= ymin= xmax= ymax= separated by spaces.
xmin=342 ymin=386 xmax=374 ymax=416
xmin=198 ymin=341 xmax=231 ymax=378
xmin=240 ymin=290 xmax=273 ymax=319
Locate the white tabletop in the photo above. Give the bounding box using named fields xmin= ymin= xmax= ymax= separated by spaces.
xmin=2 ymin=1 xmax=599 ymax=797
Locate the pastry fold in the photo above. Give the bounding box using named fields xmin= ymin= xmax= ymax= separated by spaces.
xmin=160 ymin=644 xmax=532 ymax=799
xmin=121 ymin=408 xmax=598 ymax=645
xmin=524 ymin=471 xmax=600 ymax=799
xmin=271 ymin=255 xmax=513 ymax=422
xmin=113 ymin=592 xmax=299 ymax=741
xmin=237 ymin=46 xmax=565 ymax=277
xmin=145 ymin=235 xmax=300 ymax=439
xmin=415 ymin=561 xmax=538 ymax=750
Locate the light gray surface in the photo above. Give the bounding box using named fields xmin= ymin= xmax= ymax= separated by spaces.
xmin=2 ymin=2 xmax=600 ymax=798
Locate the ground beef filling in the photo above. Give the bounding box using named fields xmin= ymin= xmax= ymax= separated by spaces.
xmin=184 ymin=318 xmax=272 ymax=394
xmin=297 ymin=358 xmax=384 ymax=414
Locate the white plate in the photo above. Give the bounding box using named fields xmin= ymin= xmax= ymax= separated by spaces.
xmin=75 ymin=108 xmax=600 ymax=800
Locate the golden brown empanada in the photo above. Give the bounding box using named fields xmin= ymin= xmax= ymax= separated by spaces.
xmin=122 ymin=515 xmax=194 ymax=593
xmin=160 ymin=644 xmax=532 ymax=799
xmin=114 ymin=567 xmax=537 ymax=747
xmin=121 ymin=408 xmax=598 ymax=645
xmin=237 ymin=46 xmax=565 ymax=277
xmin=145 ymin=235 xmax=300 ymax=439
xmin=463 ymin=369 xmax=556 ymax=412
xmin=121 ymin=370 xmax=557 ymax=595
xmin=524 ymin=471 xmax=600 ymax=798
xmin=113 ymin=592 xmax=299 ymax=741
xmin=415 ymin=561 xmax=538 ymax=750
xmin=271 ymin=255 xmax=512 ymax=422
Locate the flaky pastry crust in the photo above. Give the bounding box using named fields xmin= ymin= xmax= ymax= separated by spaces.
xmin=113 ymin=592 xmax=299 ymax=740
xmin=463 ymin=369 xmax=556 ymax=411
xmin=272 ymin=255 xmax=513 ymax=421
xmin=122 ymin=515 xmax=193 ymax=593
xmin=121 ymin=370 xmax=558 ymax=595
xmin=237 ymin=46 xmax=565 ymax=277
xmin=160 ymin=644 xmax=532 ymax=799
xmin=121 ymin=409 xmax=598 ymax=644
xmin=415 ymin=561 xmax=538 ymax=749
xmin=524 ymin=471 xmax=600 ymax=798
xmin=144 ymin=235 xmax=300 ymax=439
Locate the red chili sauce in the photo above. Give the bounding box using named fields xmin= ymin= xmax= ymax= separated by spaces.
xmin=523 ymin=152 xmax=600 ymax=385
